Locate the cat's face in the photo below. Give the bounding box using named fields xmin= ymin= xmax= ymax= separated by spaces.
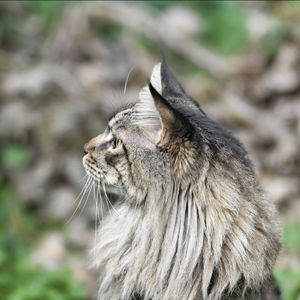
xmin=83 ymin=103 xmax=164 ymax=185
xmin=82 ymin=61 xmax=204 ymax=198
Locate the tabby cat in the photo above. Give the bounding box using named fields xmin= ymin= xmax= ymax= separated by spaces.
xmin=83 ymin=60 xmax=281 ymax=300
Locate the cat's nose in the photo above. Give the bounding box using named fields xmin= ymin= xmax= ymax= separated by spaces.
xmin=84 ymin=140 xmax=96 ymax=155
xmin=84 ymin=134 xmax=104 ymax=155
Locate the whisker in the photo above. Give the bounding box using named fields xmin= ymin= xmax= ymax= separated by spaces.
xmin=101 ymin=183 xmax=113 ymax=219
xmin=77 ymin=178 xmax=94 ymax=218
xmin=93 ymin=182 xmax=99 ymax=244
xmin=97 ymin=181 xmax=104 ymax=234
xmin=94 ymin=182 xmax=100 ymax=225
xmin=78 ymin=173 xmax=89 ymax=183
xmin=74 ymin=175 xmax=92 ymax=204
xmin=66 ymin=175 xmax=92 ymax=224
xmin=102 ymin=183 xmax=120 ymax=216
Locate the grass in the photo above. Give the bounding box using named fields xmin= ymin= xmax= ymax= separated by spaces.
xmin=274 ymin=223 xmax=300 ymax=300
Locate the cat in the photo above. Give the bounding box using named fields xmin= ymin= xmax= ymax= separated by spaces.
xmin=83 ymin=60 xmax=282 ymax=300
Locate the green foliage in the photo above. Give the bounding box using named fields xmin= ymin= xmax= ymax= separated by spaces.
xmin=0 ymin=1 xmax=63 ymax=45
xmin=0 ymin=9 xmax=24 ymax=42
xmin=25 ymin=1 xmax=63 ymax=36
xmin=2 ymin=144 xmax=31 ymax=168
xmin=274 ymin=269 xmax=300 ymax=300
xmin=0 ymin=178 xmax=87 ymax=300
xmin=284 ymin=223 xmax=300 ymax=250
xmin=142 ymin=1 xmax=249 ymax=55
xmin=0 ymin=236 xmax=86 ymax=300
xmin=274 ymin=223 xmax=300 ymax=300
xmin=288 ymin=0 xmax=300 ymax=7
xmin=94 ymin=23 xmax=123 ymax=41
xmin=141 ymin=0 xmax=174 ymax=11
xmin=195 ymin=2 xmax=248 ymax=55
xmin=262 ymin=21 xmax=291 ymax=57
xmin=26 ymin=1 xmax=63 ymax=21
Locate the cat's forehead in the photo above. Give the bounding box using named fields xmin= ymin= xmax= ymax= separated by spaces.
xmin=108 ymin=106 xmax=135 ymax=130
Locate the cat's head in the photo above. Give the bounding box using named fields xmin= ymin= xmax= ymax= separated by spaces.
xmin=82 ymin=61 xmax=212 ymax=200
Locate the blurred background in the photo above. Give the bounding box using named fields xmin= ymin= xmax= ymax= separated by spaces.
xmin=0 ymin=1 xmax=300 ymax=299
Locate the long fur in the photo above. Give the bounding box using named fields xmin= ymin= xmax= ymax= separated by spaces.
xmin=91 ymin=167 xmax=280 ymax=299
xmin=84 ymin=62 xmax=281 ymax=300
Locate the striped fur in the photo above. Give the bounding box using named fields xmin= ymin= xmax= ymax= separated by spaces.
xmin=83 ymin=62 xmax=281 ymax=300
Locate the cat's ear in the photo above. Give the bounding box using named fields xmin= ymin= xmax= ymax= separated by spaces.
xmin=160 ymin=58 xmax=186 ymax=99
xmin=145 ymin=60 xmax=186 ymax=99
xmin=136 ymin=61 xmax=194 ymax=145
xmin=148 ymin=83 xmax=186 ymax=145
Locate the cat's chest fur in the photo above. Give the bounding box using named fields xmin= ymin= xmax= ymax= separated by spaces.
xmin=91 ymin=178 xmax=279 ymax=300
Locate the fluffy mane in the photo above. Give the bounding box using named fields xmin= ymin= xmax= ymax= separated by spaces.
xmin=87 ymin=61 xmax=281 ymax=300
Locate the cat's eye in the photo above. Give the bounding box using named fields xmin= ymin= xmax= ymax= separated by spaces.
xmin=111 ymin=137 xmax=121 ymax=149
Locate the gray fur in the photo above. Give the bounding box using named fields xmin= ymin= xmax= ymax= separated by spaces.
xmin=83 ymin=61 xmax=281 ymax=300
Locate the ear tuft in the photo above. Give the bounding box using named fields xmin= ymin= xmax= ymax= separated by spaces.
xmin=136 ymin=62 xmax=162 ymax=122
xmin=136 ymin=62 xmax=191 ymax=145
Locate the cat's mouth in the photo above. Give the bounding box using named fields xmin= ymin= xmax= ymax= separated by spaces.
xmin=82 ymin=154 xmax=103 ymax=183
